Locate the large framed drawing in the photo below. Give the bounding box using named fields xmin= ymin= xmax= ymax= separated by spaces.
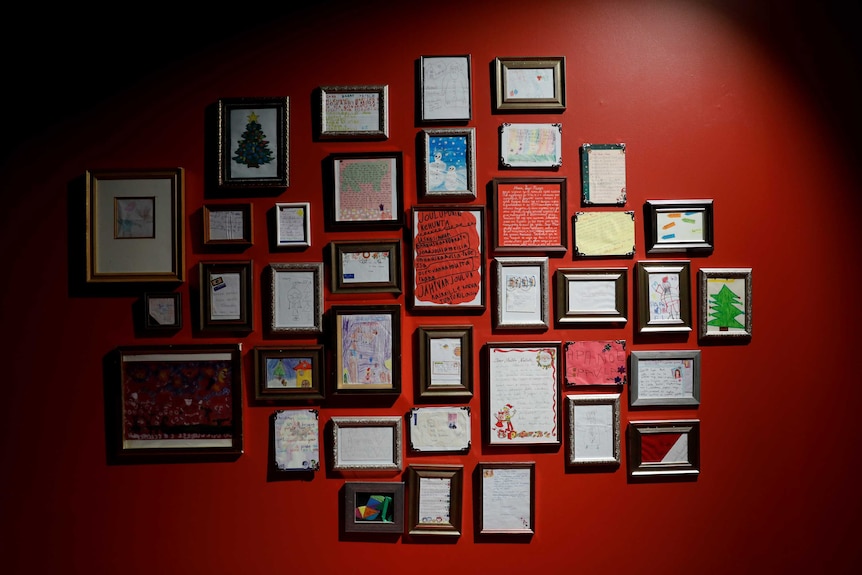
xmin=420 ymin=55 xmax=472 ymax=122
xmin=416 ymin=325 xmax=473 ymax=400
xmin=272 ymin=408 xmax=319 ymax=472
xmin=408 ymin=406 xmax=471 ymax=453
xmin=477 ymin=462 xmax=536 ymax=536
xmin=698 ymin=267 xmax=752 ymax=340
xmin=566 ymin=393 xmax=621 ymax=467
xmin=636 ymin=260 xmax=692 ymax=334
xmin=499 ymin=123 xmax=562 ymax=168
xmin=329 ymin=239 xmax=402 ymax=295
xmin=330 ymin=416 xmax=403 ymax=472
xmin=494 ymin=56 xmax=566 ymax=111
xmin=644 ymin=199 xmax=714 ymax=254
xmin=85 ymin=168 xmax=185 ymax=284
xmin=343 ymin=481 xmax=405 ymax=534
xmin=573 ymin=211 xmax=635 ymax=257
xmin=330 ymin=305 xmax=401 ymax=396
xmin=217 ymin=97 xmax=289 ymax=189
xmin=318 ymin=85 xmax=388 ymax=140
xmin=406 ymin=464 xmax=463 ymax=537
xmin=627 ymin=419 xmax=701 ymax=479
xmin=494 ymin=256 xmax=550 ymax=330
xmin=491 ymin=178 xmax=567 ymax=254
xmin=326 ymin=152 xmax=404 ymax=230
xmin=630 ymin=350 xmax=701 ymax=407
xmin=420 ymin=128 xmax=477 ymax=200
xmin=198 ymin=260 xmax=253 ymax=333
xmin=580 ymin=143 xmax=627 ymax=206
xmin=554 ymin=268 xmax=628 ymax=325
xmin=254 ymin=345 xmax=325 ymax=402
xmin=265 ymin=262 xmax=323 ymax=336
xmin=108 ymin=344 xmax=243 ymax=463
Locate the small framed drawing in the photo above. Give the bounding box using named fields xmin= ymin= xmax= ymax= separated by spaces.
xmin=554 ymin=268 xmax=627 ymax=325
xmin=143 ymin=292 xmax=182 ymax=330
xmin=109 ymin=344 xmax=242 ymax=463
xmin=203 ymin=203 xmax=253 ymax=247
xmin=272 ymin=409 xmax=320 ymax=472
xmin=408 ymin=406 xmax=471 ymax=453
xmin=406 ymin=464 xmax=463 ymax=537
xmin=416 ymin=326 xmax=473 ymax=400
xmin=644 ymin=199 xmax=714 ymax=254
xmin=636 ymin=260 xmax=692 ymax=334
xmin=491 ymin=178 xmax=567 ymax=254
xmin=265 ymin=262 xmax=324 ymax=336
xmin=318 ymin=85 xmax=388 ymax=140
xmin=494 ymin=256 xmax=550 ymax=330
xmin=198 ymin=260 xmax=253 ymax=333
xmin=329 ymin=239 xmax=402 ymax=295
xmin=85 ymin=168 xmax=185 ymax=284
xmin=698 ymin=267 xmax=752 ymax=340
xmin=254 ymin=345 xmax=325 ymax=402
xmin=630 ymin=350 xmax=701 ymax=407
xmin=627 ymin=419 xmax=701 ymax=479
xmin=420 ymin=55 xmax=472 ymax=122
xmin=330 ymin=416 xmax=403 ymax=472
xmin=326 ymin=152 xmax=404 ymax=230
xmin=477 ymin=462 xmax=535 ymax=535
xmin=566 ymin=394 xmax=621 ymax=467
xmin=420 ymin=128 xmax=477 ymax=200
xmin=499 ymin=123 xmax=562 ymax=168
xmin=564 ymin=340 xmax=627 ymax=387
xmin=494 ymin=56 xmax=566 ymax=111
xmin=217 ymin=97 xmax=289 ymax=189
xmin=330 ymin=305 xmax=401 ymax=396
xmin=580 ymin=143 xmax=627 ymax=206
xmin=486 ymin=342 xmax=561 ymax=446
xmin=274 ymin=202 xmax=311 ymax=249
xmin=344 ymin=481 xmax=405 ymax=534
xmin=573 ymin=211 xmax=635 ymax=257
xmin=411 ymin=205 xmax=485 ymax=312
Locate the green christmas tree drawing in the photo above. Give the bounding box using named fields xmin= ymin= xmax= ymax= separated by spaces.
xmin=233 ymin=111 xmax=274 ymax=168
xmin=707 ymin=284 xmax=745 ymax=330
xmin=271 ymin=359 xmax=287 ymax=381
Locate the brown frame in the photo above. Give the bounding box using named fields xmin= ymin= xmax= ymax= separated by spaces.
xmin=406 ymin=464 xmax=463 ymax=537
xmin=143 ymin=292 xmax=182 ymax=330
xmin=217 ymin=96 xmax=289 ymax=189
xmin=494 ymin=57 xmax=566 ymax=111
xmin=329 ymin=239 xmax=402 ymax=294
xmin=325 ymin=152 xmax=404 ymax=230
xmin=330 ymin=305 xmax=402 ymax=396
xmin=554 ymin=268 xmax=628 ymax=325
xmin=343 ymin=481 xmax=405 ymax=534
xmin=253 ymin=345 xmax=325 ymax=402
xmin=198 ymin=260 xmax=253 ymax=333
xmin=416 ymin=325 xmax=473 ymax=400
xmin=318 ymin=85 xmax=389 ymax=140
xmin=491 ymin=177 xmax=567 ymax=254
xmin=203 ymin=203 xmax=253 ymax=247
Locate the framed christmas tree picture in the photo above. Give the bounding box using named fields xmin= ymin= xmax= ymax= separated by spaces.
xmin=217 ymin=97 xmax=289 ymax=190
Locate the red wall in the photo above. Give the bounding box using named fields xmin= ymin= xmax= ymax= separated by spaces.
xmin=2 ymin=1 xmax=860 ymax=573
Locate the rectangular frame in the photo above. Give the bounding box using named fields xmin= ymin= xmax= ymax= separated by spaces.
xmin=630 ymin=350 xmax=701 ymax=407
xmin=477 ymin=462 xmax=536 ymax=535
xmin=329 ymin=239 xmax=402 ymax=294
xmin=566 ymin=394 xmax=621 ymax=467
xmin=274 ymin=202 xmax=311 ymax=249
xmin=580 ymin=143 xmax=627 ymax=206
xmin=319 ymin=85 xmax=389 ymax=140
xmin=110 ymin=344 xmax=243 ymax=463
xmin=564 ymin=340 xmax=627 ymax=387
xmin=494 ymin=57 xmax=566 ymax=111
xmin=645 ymin=199 xmax=714 ymax=254
xmin=330 ymin=305 xmax=401 ymax=396
xmin=217 ymin=97 xmax=289 ymax=189
xmin=326 ymin=152 xmax=404 ymax=229
xmin=272 ymin=408 xmax=320 ymax=472
xmin=198 ymin=260 xmax=253 ymax=333
xmin=254 ymin=345 xmax=325 ymax=402
xmin=555 ymin=268 xmax=628 ymax=325
xmin=203 ymin=203 xmax=252 ymax=247
xmin=486 ymin=342 xmax=561 ymax=446
xmin=331 ymin=416 xmax=403 ymax=472
xmin=143 ymin=292 xmax=182 ymax=330
xmin=420 ymin=128 xmax=477 ymax=200
xmin=627 ymin=419 xmax=701 ymax=478
xmin=573 ymin=211 xmax=636 ymax=257
xmin=408 ymin=406 xmax=471 ymax=453
xmin=406 ymin=464 xmax=463 ymax=537
xmin=410 ymin=205 xmax=486 ymax=312
xmin=636 ymin=260 xmax=692 ymax=334
xmin=491 ymin=178 xmax=567 ymax=254
xmin=416 ymin=325 xmax=473 ymax=400
xmin=343 ymin=481 xmax=405 ymax=534
xmin=494 ymin=256 xmax=550 ymax=330
xmin=420 ymin=55 xmax=472 ymax=122
xmin=499 ymin=122 xmax=562 ymax=168
xmin=85 ymin=168 xmax=185 ymax=284
xmin=698 ymin=267 xmax=752 ymax=340
xmin=265 ymin=262 xmax=324 ymax=336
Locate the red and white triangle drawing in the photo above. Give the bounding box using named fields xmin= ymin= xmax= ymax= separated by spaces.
xmin=641 ymin=432 xmax=688 ymax=464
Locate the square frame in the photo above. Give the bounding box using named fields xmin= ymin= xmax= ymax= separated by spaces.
xmin=420 ymin=128 xmax=477 ymax=200
xmin=85 ymin=168 xmax=185 ymax=284
xmin=627 ymin=419 xmax=701 ymax=478
xmin=573 ymin=211 xmax=636 ymax=258
xmin=491 ymin=178 xmax=567 ymax=254
xmin=109 ymin=344 xmax=243 ymax=463
xmin=217 ymin=97 xmax=289 ymax=189
xmin=494 ymin=57 xmax=566 ymax=111
xmin=318 ymin=85 xmax=389 ymax=140
xmin=406 ymin=464 xmax=464 ymax=537
xmin=329 ymin=239 xmax=402 ymax=294
xmin=566 ymin=394 xmax=621 ymax=467
xmin=274 ymin=202 xmax=311 ymax=249
xmin=416 ymin=326 xmax=473 ymax=400
xmin=343 ymin=481 xmax=405 ymax=534
xmin=198 ymin=260 xmax=253 ymax=333
xmin=331 ymin=416 xmax=403 ymax=472
xmin=326 ymin=152 xmax=404 ymax=230
xmin=408 ymin=406 xmax=471 ymax=453
xmin=494 ymin=256 xmax=550 ymax=330
xmin=265 ymin=262 xmax=324 ymax=336
xmin=203 ymin=203 xmax=253 ymax=247
xmin=272 ymin=408 xmax=320 ymax=472
xmin=330 ymin=305 xmax=401 ymax=396
xmin=554 ymin=268 xmax=628 ymax=325
xmin=698 ymin=267 xmax=752 ymax=340
xmin=636 ymin=260 xmax=692 ymax=334
xmin=143 ymin=292 xmax=182 ymax=330
xmin=644 ymin=199 xmax=714 ymax=254
xmin=254 ymin=345 xmax=325 ymax=402
xmin=477 ymin=462 xmax=536 ymax=535
xmin=499 ymin=122 xmax=562 ymax=168
xmin=580 ymin=143 xmax=627 ymax=206
xmin=630 ymin=350 xmax=701 ymax=407
xmin=419 ymin=55 xmax=472 ymax=122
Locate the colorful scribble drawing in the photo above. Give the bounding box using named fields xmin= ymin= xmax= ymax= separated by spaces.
xmin=505 ymin=125 xmax=559 ymax=164
xmin=659 ymin=211 xmax=703 ymax=242
xmin=355 ymin=493 xmax=394 ymax=523
xmin=427 ymin=135 xmax=468 ymax=192
xmin=341 ymin=314 xmax=393 ymax=385
xmin=649 ymin=274 xmax=681 ymax=320
xmin=707 ymin=283 xmax=745 ymax=330
xmin=115 ymin=197 xmax=154 ymax=238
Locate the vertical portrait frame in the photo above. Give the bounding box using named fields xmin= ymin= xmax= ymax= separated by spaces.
xmin=272 ymin=408 xmax=320 ymax=472
xmin=477 ymin=462 xmax=536 ymax=536
xmin=419 ymin=55 xmax=472 ymax=122
xmin=416 ymin=325 xmax=473 ymax=400
xmin=274 ymin=202 xmax=311 ymax=249
xmin=198 ymin=260 xmax=253 ymax=333
xmin=698 ymin=267 xmax=752 ymax=340
xmin=330 ymin=305 xmax=401 ymax=396
xmin=265 ymin=262 xmax=324 ymax=336
xmin=494 ymin=256 xmax=550 ymax=330
xmin=491 ymin=177 xmax=567 ymax=254
xmin=217 ymin=97 xmax=289 ymax=189
xmin=143 ymin=292 xmax=182 ymax=331
xmin=566 ymin=393 xmax=621 ymax=467
xmin=406 ymin=464 xmax=464 ymax=537
xmin=580 ymin=143 xmax=627 ymax=206
xmin=636 ymin=260 xmax=692 ymax=334
xmin=420 ymin=127 xmax=477 ymax=200
xmin=326 ymin=152 xmax=404 ymax=230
